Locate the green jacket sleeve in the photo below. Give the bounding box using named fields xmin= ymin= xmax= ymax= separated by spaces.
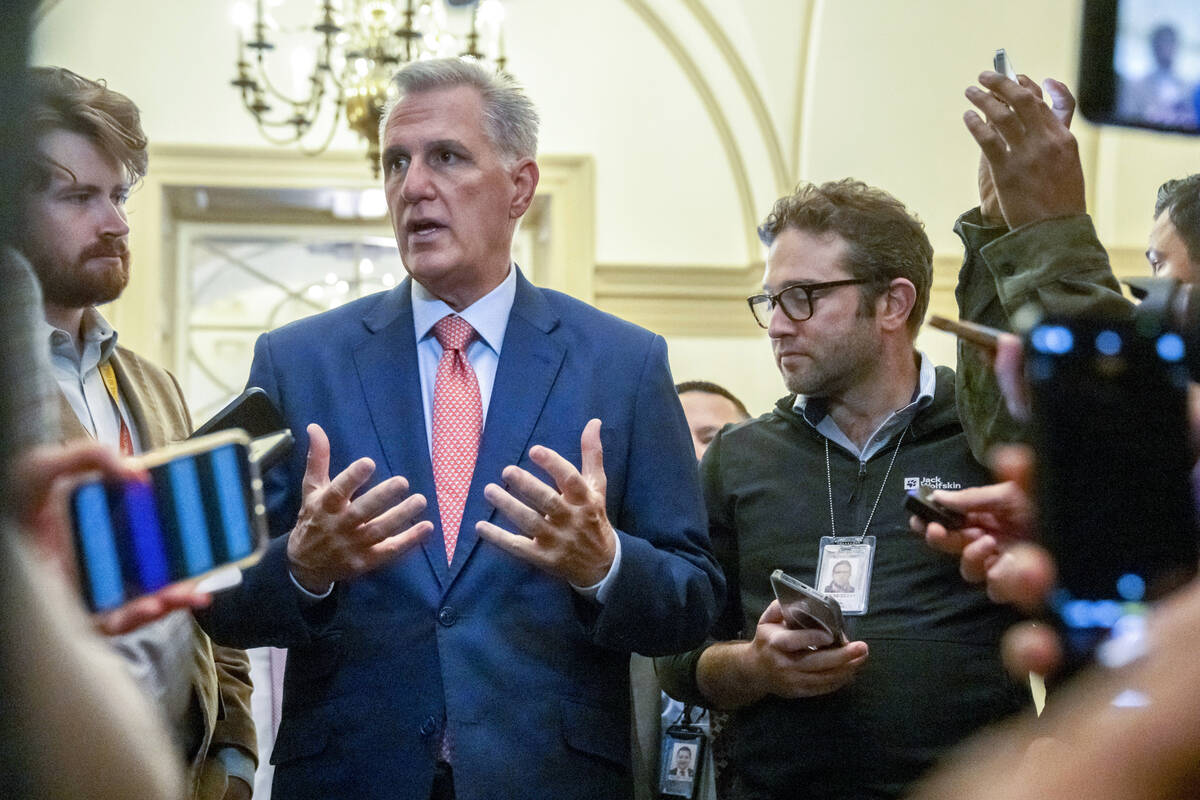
xmin=952 ymin=208 xmax=1132 ymax=461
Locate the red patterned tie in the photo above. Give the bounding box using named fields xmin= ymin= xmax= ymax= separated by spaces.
xmin=431 ymin=315 xmax=482 ymax=564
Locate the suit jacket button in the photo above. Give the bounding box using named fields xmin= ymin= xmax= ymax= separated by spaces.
xmin=420 ymin=716 xmax=437 ymax=736
xmin=438 ymin=606 xmax=457 ymax=627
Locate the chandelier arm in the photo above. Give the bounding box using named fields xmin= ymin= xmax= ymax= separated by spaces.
xmin=248 ymin=93 xmax=344 ymax=156
xmin=233 ymin=0 xmax=509 ymax=174
xmin=317 ymin=36 xmax=347 ymax=92
xmin=294 ymin=98 xmax=346 ymax=157
xmin=325 ymin=62 xmax=348 ymax=93
xmin=252 ymin=119 xmax=309 ymax=146
xmin=251 ymin=50 xmax=318 ymax=109
xmin=246 ymin=72 xmax=341 ymax=144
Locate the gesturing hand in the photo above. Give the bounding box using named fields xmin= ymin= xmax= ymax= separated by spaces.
xmin=477 ymin=418 xmax=617 ymax=587
xmin=287 ymin=423 xmax=431 ymax=593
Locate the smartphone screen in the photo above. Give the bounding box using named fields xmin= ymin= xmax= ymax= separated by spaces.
xmin=71 ymin=435 xmax=264 ymax=612
xmin=1026 ymin=315 xmax=1198 ymax=673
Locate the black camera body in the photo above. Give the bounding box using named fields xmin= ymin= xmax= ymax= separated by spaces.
xmin=1026 ymin=309 xmax=1198 ymax=674
xmin=1126 ymin=275 xmax=1200 ymax=382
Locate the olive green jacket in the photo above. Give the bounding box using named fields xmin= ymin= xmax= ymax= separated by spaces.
xmin=952 ymin=208 xmax=1132 ymax=461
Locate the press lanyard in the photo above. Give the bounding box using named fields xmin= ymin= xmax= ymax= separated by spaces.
xmin=98 ymin=360 xmax=135 ymax=456
xmin=824 ymin=425 xmax=907 ymax=544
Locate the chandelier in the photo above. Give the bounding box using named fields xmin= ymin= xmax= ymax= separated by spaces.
xmin=231 ymin=0 xmax=508 ymax=177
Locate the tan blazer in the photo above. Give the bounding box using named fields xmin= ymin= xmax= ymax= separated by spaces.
xmin=57 ymin=344 xmax=257 ymax=800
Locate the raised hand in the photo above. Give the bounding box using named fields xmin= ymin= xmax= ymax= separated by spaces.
xmin=965 ymin=72 xmax=1083 ymax=229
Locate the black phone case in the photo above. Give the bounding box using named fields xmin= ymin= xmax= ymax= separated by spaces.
xmin=192 ymin=387 xmax=285 ymax=439
xmin=904 ymin=486 xmax=966 ymax=529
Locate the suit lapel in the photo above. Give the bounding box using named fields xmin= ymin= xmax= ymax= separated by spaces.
xmin=108 ymin=347 xmax=160 ymax=447
xmin=52 ymin=348 xmax=157 ymax=447
xmin=351 ymin=281 xmax=448 ymax=585
xmin=447 ymin=273 xmax=564 ymax=584
xmin=55 ymin=391 xmax=88 ymax=444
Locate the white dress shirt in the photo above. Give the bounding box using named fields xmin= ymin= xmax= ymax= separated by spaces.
xmin=410 ymin=267 xmax=621 ymax=600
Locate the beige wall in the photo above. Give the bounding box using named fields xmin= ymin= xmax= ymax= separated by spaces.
xmin=30 ymin=0 xmax=1200 ymax=414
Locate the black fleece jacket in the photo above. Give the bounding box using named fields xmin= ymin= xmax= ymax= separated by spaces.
xmin=658 ymin=366 xmax=1029 ymax=800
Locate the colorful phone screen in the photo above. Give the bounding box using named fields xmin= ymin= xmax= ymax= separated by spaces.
xmin=71 ymin=441 xmax=259 ymax=611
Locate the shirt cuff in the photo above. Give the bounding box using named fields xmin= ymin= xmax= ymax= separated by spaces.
xmin=570 ymin=532 xmax=622 ymax=604
xmin=213 ymin=745 xmax=257 ymax=787
xmin=289 ymin=570 xmax=335 ymax=603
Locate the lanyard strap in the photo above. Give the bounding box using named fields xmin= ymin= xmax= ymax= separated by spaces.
xmin=825 ymin=426 xmax=907 ymax=544
xmin=98 ymin=360 xmax=134 ymax=456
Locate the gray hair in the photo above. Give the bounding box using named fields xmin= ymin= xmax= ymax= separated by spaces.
xmin=379 ymin=58 xmax=538 ymax=164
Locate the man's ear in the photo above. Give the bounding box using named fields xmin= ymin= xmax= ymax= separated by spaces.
xmin=876 ymin=278 xmax=917 ymax=333
xmin=509 ymin=158 xmax=539 ymax=219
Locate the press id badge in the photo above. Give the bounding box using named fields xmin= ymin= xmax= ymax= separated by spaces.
xmin=816 ymin=536 xmax=875 ymax=615
xmin=659 ymin=722 xmax=705 ymax=799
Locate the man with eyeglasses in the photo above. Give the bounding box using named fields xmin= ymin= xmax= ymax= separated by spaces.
xmin=657 ymin=180 xmax=1028 ymax=799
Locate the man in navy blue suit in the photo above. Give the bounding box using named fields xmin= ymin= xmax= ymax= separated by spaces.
xmin=200 ymin=58 xmax=723 ymax=800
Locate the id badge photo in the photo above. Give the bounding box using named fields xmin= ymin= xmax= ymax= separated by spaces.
xmin=816 ymin=535 xmax=876 ymax=615
xmin=659 ymin=724 xmax=705 ymax=799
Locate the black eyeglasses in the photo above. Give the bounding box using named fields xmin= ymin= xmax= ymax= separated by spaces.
xmin=746 ymin=279 xmax=869 ymax=329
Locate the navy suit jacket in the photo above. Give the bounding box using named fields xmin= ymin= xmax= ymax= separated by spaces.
xmin=202 ymin=271 xmax=724 ymax=800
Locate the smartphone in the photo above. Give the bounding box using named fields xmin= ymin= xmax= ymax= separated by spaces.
xmin=770 ymin=569 xmax=847 ymax=646
xmin=993 ymin=48 xmax=1018 ymax=82
xmin=929 ymin=314 xmax=1003 ymax=352
xmin=70 ymin=430 xmax=268 ymax=612
xmin=1077 ymin=0 xmax=1200 ymax=135
xmin=191 ymin=387 xmax=285 ymax=440
xmin=1025 ymin=314 xmax=1198 ymax=674
xmin=249 ymin=428 xmax=294 ymax=473
xmin=905 ymin=484 xmax=967 ymax=530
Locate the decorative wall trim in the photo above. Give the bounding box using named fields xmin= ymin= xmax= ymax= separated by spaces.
xmin=622 ymin=0 xmax=760 ymax=261
xmin=113 ymin=145 xmax=594 ymax=366
xmin=682 ymin=0 xmax=791 ymax=194
xmin=792 ymin=0 xmax=819 ymax=180
xmin=594 ymin=251 xmax=965 ymax=337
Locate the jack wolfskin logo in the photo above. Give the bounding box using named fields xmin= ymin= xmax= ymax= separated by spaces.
xmin=904 ymin=476 xmax=963 ymax=490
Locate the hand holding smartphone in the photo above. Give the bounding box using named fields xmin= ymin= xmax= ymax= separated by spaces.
xmin=192 ymin=387 xmax=285 ymax=439
xmin=905 ymin=484 xmax=968 ymax=530
xmin=994 ymin=48 xmax=1018 ymax=82
xmin=70 ymin=430 xmax=268 ymax=612
xmin=770 ymin=569 xmax=848 ymax=646
xmin=192 ymin=387 xmax=293 ymax=473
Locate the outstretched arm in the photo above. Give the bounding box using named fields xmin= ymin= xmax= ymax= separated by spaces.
xmin=953 ymin=73 xmax=1129 ymax=460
